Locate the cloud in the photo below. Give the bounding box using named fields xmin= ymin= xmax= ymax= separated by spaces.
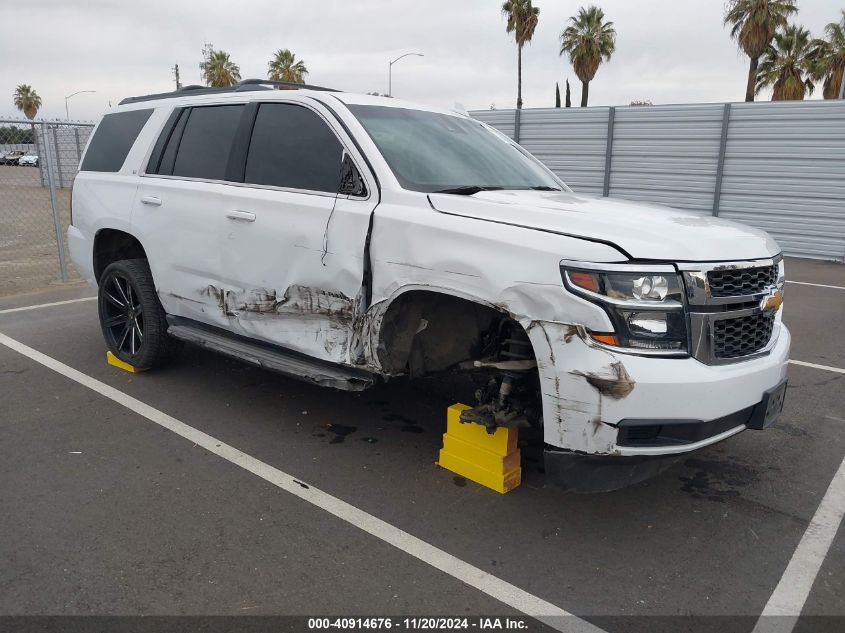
xmin=0 ymin=0 xmax=837 ymax=121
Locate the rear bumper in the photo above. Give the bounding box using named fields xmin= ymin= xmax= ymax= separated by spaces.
xmin=67 ymin=225 xmax=96 ymax=286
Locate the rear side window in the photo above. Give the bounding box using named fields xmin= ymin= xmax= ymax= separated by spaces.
xmin=80 ymin=109 xmax=153 ymax=172
xmin=245 ymin=103 xmax=343 ymax=192
xmin=171 ymin=105 xmax=244 ymax=180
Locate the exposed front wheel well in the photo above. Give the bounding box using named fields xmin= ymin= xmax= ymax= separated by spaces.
xmin=93 ymin=229 xmax=148 ymax=283
xmin=376 ymin=290 xmax=511 ymax=376
xmin=375 ymin=290 xmax=541 ymax=430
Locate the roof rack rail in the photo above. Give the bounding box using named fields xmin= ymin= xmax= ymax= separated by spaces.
xmin=118 ymin=78 xmax=340 ymax=106
xmin=235 ymin=78 xmax=339 ymax=92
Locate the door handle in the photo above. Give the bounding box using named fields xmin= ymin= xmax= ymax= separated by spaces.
xmin=140 ymin=196 xmax=162 ymax=206
xmin=226 ymin=210 xmax=256 ymax=222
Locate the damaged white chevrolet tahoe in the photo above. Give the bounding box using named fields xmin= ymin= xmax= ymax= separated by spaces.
xmin=69 ymin=80 xmax=789 ymax=492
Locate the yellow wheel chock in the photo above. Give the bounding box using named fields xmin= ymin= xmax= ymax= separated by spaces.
xmin=437 ymin=404 xmax=522 ymax=494
xmin=106 ymin=351 xmax=146 ymax=373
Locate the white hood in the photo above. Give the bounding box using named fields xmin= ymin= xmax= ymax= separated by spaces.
xmin=429 ymin=190 xmax=781 ymax=262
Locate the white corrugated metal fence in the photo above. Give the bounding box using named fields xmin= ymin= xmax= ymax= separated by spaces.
xmin=472 ymin=101 xmax=845 ymax=261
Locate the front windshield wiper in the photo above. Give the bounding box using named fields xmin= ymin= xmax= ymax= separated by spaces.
xmin=432 ymin=185 xmax=504 ymax=195
xmin=529 ymin=185 xmax=562 ymax=191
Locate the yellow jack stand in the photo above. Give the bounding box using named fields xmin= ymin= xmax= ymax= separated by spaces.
xmin=106 ymin=351 xmax=146 ymax=373
xmin=437 ymin=403 xmax=522 ymax=494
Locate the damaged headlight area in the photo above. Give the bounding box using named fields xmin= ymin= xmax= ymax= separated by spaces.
xmin=560 ymin=262 xmax=688 ymax=355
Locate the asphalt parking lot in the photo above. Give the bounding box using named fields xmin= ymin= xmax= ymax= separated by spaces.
xmin=0 ymin=257 xmax=843 ymax=633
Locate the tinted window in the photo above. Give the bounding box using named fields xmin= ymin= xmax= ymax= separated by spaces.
xmin=245 ymin=104 xmax=343 ymax=192
xmin=146 ymin=108 xmax=185 ymax=175
xmin=80 ymin=109 xmax=153 ymax=172
xmin=172 ymin=105 xmax=244 ymax=180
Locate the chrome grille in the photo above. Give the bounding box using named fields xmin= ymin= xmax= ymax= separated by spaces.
xmin=708 ymin=265 xmax=778 ymax=298
xmin=713 ymin=312 xmax=776 ymax=359
xmin=682 ymin=257 xmax=782 ymax=365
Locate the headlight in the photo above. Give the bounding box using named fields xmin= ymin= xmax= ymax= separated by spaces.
xmin=561 ymin=262 xmax=688 ymax=354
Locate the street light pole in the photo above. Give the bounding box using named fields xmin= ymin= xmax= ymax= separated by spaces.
xmin=388 ymin=52 xmax=424 ymax=97
xmin=65 ymin=90 xmax=96 ymax=121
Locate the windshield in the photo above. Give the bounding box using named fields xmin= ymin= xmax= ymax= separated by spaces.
xmin=348 ymin=105 xmax=564 ymax=193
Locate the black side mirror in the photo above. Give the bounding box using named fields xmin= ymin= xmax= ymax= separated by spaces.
xmin=339 ymin=152 xmax=367 ymax=197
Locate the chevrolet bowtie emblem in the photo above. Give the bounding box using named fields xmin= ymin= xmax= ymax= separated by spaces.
xmin=762 ymin=289 xmax=784 ymax=312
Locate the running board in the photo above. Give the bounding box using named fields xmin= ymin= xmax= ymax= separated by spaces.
xmin=167 ymin=319 xmax=376 ymax=391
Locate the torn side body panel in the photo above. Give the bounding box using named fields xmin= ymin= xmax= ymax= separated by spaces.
xmin=524 ymin=320 xmax=622 ymax=455
xmin=201 ymin=285 xmax=354 ymax=320
xmin=194 ymin=284 xmax=359 ymax=366
xmin=167 ymin=318 xmax=375 ymax=391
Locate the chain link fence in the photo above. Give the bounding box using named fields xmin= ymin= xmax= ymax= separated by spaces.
xmin=0 ymin=118 xmax=93 ymax=296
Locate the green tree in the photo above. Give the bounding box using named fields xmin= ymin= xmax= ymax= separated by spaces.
xmin=724 ymin=0 xmax=798 ymax=102
xmin=268 ymin=49 xmax=309 ymax=84
xmin=0 ymin=126 xmax=33 ymax=143
xmin=502 ymin=0 xmax=540 ymax=110
xmin=565 ymin=78 xmax=572 ymax=107
xmin=13 ymin=84 xmax=42 ymax=120
xmin=201 ymin=48 xmax=241 ymax=87
xmin=555 ymin=82 xmax=561 ymax=107
xmin=559 ymin=5 xmax=616 ymax=107
xmin=756 ymin=24 xmax=817 ymax=100
xmin=810 ymin=10 xmax=845 ymax=99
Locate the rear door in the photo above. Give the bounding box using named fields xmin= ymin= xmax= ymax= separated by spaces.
xmin=132 ymin=103 xmax=245 ymax=329
xmin=216 ymin=99 xmax=377 ymax=364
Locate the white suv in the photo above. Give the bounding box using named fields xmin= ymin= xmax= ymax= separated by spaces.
xmin=69 ymin=79 xmax=790 ymax=492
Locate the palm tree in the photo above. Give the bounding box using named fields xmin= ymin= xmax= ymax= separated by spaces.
xmin=200 ymin=49 xmax=241 ymax=87
xmin=268 ymin=49 xmax=309 ymax=85
xmin=724 ymin=0 xmax=798 ymax=102
xmin=502 ymin=0 xmax=540 ymax=110
xmin=559 ymin=6 xmax=616 ymax=108
xmin=756 ymin=24 xmax=817 ymax=100
xmin=810 ymin=10 xmax=845 ymax=99
xmin=13 ymin=84 xmax=42 ymax=120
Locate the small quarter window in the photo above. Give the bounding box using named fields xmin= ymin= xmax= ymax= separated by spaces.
xmin=80 ymin=109 xmax=153 ymax=172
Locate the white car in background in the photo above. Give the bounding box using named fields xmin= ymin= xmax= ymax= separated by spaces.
xmin=2 ymin=150 xmax=25 ymax=165
xmin=17 ymin=154 xmax=39 ymax=167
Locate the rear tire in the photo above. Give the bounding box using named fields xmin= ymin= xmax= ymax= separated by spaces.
xmin=97 ymin=258 xmax=176 ymax=369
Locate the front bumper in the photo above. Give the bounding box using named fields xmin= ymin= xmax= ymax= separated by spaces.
xmin=525 ymin=319 xmax=790 ymax=458
xmin=544 ymin=378 xmax=788 ymax=493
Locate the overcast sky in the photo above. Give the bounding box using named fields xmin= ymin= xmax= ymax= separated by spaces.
xmin=2 ymin=0 xmax=839 ymax=121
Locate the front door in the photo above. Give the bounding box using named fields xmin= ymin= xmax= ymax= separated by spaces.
xmin=217 ymin=101 xmax=376 ymax=364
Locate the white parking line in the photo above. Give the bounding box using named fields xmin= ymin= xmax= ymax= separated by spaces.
xmin=0 ymin=297 xmax=95 ymax=315
xmin=0 ymin=330 xmax=603 ymax=633
xmin=786 ymin=280 xmax=845 ymax=291
xmin=789 ymin=360 xmax=845 ymax=375
xmin=752 ymin=455 xmax=845 ymax=633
